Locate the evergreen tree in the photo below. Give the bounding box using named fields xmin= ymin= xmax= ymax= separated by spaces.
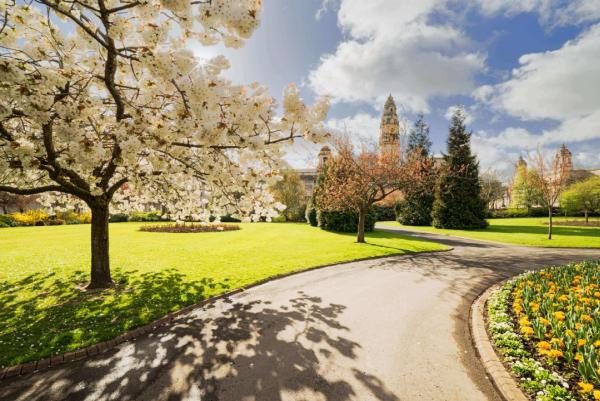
xmin=396 ymin=115 xmax=436 ymax=225
xmin=431 ymin=108 xmax=488 ymax=229
xmin=407 ymin=114 xmax=432 ymax=156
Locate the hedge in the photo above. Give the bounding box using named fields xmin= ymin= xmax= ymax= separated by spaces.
xmin=317 ymin=208 xmax=377 ymax=233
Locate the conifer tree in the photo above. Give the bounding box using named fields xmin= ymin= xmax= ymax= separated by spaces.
xmin=431 ymin=108 xmax=488 ymax=229
xmin=396 ymin=115 xmax=436 ymax=225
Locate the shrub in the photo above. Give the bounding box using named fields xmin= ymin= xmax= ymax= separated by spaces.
xmin=219 ymin=215 xmax=242 ymax=223
xmin=489 ymin=207 xmax=556 ymax=218
xmin=129 ymin=211 xmax=163 ymax=222
xmin=109 ymin=213 xmax=129 ymax=223
xmin=395 ymin=197 xmax=434 ymax=226
xmin=305 ymin=198 xmax=318 ymax=227
xmin=46 ymin=219 xmax=65 ymax=226
xmin=372 ymin=204 xmax=395 ymax=221
xmin=317 ymin=208 xmax=376 ymax=233
xmin=76 ymin=211 xmax=92 ymax=224
xmin=0 ymin=214 xmax=18 ymax=227
xmin=12 ymin=210 xmax=49 ymax=226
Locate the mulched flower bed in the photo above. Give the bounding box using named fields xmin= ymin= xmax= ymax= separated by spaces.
xmin=139 ymin=223 xmax=240 ymax=233
xmin=487 ymin=261 xmax=600 ymax=401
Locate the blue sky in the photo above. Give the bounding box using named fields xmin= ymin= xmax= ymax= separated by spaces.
xmin=193 ymin=0 xmax=600 ymax=178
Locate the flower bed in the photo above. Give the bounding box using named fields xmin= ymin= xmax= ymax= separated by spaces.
xmin=487 ymin=261 xmax=600 ymax=401
xmin=139 ymin=223 xmax=240 ymax=233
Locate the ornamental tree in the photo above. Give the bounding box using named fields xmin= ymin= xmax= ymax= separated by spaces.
xmin=270 ymin=170 xmax=306 ymax=221
xmin=316 ymin=138 xmax=427 ymax=243
xmin=0 ymin=0 xmax=329 ymax=288
xmin=529 ymin=148 xmax=571 ymax=239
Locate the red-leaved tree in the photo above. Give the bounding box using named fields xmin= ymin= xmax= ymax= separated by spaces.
xmin=316 ymin=139 xmax=433 ymax=243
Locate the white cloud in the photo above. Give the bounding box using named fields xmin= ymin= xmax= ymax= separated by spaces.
xmin=483 ymin=24 xmax=600 ymax=122
xmin=308 ymin=0 xmax=485 ymax=112
xmin=326 ymin=113 xmax=381 ymax=146
xmin=473 ymin=0 xmax=600 ymax=27
xmin=315 ymin=0 xmax=336 ymax=20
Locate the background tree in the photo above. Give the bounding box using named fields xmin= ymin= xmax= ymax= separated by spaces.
xmin=316 ymin=139 xmax=407 ymax=243
xmin=559 ymin=176 xmax=600 ymax=223
xmin=529 ymin=148 xmax=571 ymax=239
xmin=270 ymin=170 xmax=306 ymax=221
xmin=480 ymin=170 xmax=506 ymax=210
xmin=511 ymin=164 xmax=541 ymax=211
xmin=0 ymin=1 xmax=328 ymax=288
xmin=396 ymin=115 xmax=436 ymax=226
xmin=432 ymin=108 xmax=487 ymax=229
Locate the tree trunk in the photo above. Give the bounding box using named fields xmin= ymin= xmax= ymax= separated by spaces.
xmin=87 ymin=200 xmax=113 ymax=289
xmin=1 ymin=206 xmax=6 ymax=214
xmin=548 ymin=207 xmax=553 ymax=240
xmin=585 ymin=209 xmax=589 ymax=224
xmin=357 ymin=208 xmax=366 ymax=243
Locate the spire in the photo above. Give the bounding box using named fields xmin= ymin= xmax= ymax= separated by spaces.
xmin=379 ymin=95 xmax=400 ymax=152
xmin=383 ymin=94 xmax=396 ymax=114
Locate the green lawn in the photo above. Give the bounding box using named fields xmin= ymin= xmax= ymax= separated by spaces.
xmin=0 ymin=222 xmax=446 ymax=367
xmin=378 ymin=217 xmax=600 ymax=248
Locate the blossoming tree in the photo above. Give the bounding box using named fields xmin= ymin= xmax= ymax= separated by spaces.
xmin=0 ymin=0 xmax=329 ymax=288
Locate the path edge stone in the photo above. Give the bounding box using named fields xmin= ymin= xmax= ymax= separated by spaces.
xmin=470 ymin=283 xmax=530 ymax=401
xmin=0 ymin=246 xmax=452 ymax=381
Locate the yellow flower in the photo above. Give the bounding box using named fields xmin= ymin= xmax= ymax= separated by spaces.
xmin=594 ymin=340 xmax=600 ymax=347
xmin=551 ymin=338 xmax=565 ymax=348
xmin=519 ymin=317 xmax=531 ymax=326
xmin=548 ymin=349 xmax=563 ymax=359
xmin=537 ymin=341 xmax=551 ymax=351
xmin=575 ymin=353 xmax=584 ymax=362
xmin=575 ymin=323 xmax=582 ymax=330
xmin=566 ymin=329 xmax=575 ymax=338
xmin=593 ymin=390 xmax=600 ymax=400
xmin=554 ymin=311 xmax=566 ymax=321
xmin=582 ymin=315 xmax=594 ymax=323
xmin=578 ymin=339 xmax=587 ymax=347
xmin=520 ymin=326 xmax=534 ymax=336
xmin=540 ymin=317 xmax=550 ymax=326
xmin=579 ymin=382 xmax=594 ymax=394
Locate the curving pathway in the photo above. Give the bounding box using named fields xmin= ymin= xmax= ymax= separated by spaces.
xmin=2 ymin=228 xmax=600 ymax=401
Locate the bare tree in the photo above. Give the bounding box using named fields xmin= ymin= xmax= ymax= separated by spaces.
xmin=529 ymin=148 xmax=571 ymax=239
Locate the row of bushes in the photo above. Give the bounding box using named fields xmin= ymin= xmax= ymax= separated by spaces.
xmin=0 ymin=210 xmax=92 ymax=227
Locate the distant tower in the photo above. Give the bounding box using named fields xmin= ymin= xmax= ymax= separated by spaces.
xmin=560 ymin=144 xmax=573 ymax=170
xmin=380 ymin=95 xmax=400 ymax=154
xmin=317 ymin=145 xmax=332 ymax=171
xmin=516 ymin=155 xmax=527 ymax=169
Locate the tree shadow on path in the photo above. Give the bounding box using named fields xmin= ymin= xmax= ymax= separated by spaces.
xmin=0 ymin=291 xmax=398 ymax=401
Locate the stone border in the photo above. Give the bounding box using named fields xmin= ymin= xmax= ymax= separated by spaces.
xmin=0 ymin=247 xmax=451 ymax=381
xmin=470 ymin=283 xmax=529 ymax=401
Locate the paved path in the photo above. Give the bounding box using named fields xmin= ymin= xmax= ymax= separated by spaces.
xmin=2 ymin=229 xmax=600 ymax=401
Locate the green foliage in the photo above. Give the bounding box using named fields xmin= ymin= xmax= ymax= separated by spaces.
xmin=109 ymin=213 xmax=129 ymax=223
xmin=0 ymin=214 xmax=18 ymax=227
xmin=511 ymin=165 xmax=542 ymax=210
xmin=305 ymin=197 xmax=318 ymax=226
xmin=128 ymin=211 xmax=163 ymax=222
xmin=372 ymin=204 xmax=396 ymax=221
xmin=432 ymin=109 xmax=488 ymax=229
xmin=317 ymin=208 xmax=376 ymax=233
xmin=489 ymin=207 xmax=549 ymax=218
xmin=270 ymin=171 xmax=307 ymax=222
xmin=0 ymin=223 xmax=447 ymax=367
xmin=559 ymin=176 xmax=600 ymax=220
xmin=395 ymin=193 xmax=435 ymax=226
xmin=407 ymin=114 xmax=432 ymax=156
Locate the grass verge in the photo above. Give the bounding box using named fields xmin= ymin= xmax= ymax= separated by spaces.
xmin=379 ymin=217 xmax=600 ymax=248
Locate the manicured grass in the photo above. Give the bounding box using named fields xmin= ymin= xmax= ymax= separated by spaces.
xmin=378 ymin=217 xmax=600 ymax=248
xmin=0 ymin=222 xmax=447 ymax=367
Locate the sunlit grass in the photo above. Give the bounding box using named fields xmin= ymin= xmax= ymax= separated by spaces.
xmin=0 ymin=222 xmax=447 ymax=367
xmin=378 ymin=217 xmax=600 ymax=248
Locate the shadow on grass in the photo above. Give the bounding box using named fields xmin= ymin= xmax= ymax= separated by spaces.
xmin=0 ymin=269 xmax=230 ymax=368
xmin=484 ymin=224 xmax=600 ymax=237
xmin=0 ymin=292 xmax=401 ymax=401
